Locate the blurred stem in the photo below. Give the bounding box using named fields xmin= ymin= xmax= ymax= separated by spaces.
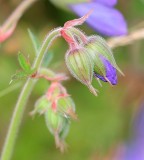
xmin=2 ymin=0 xmax=38 ymax=32
xmin=129 ymin=41 xmax=141 ymax=69
xmin=107 ymin=28 xmax=144 ymax=49
xmin=0 ymin=82 xmax=22 ymax=98
xmin=1 ymin=28 xmax=61 ymax=160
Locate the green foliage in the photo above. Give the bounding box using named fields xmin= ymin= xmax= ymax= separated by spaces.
xmin=28 ymin=29 xmax=40 ymax=55
xmin=10 ymin=53 xmax=36 ymax=84
xmin=18 ymin=52 xmax=31 ymax=74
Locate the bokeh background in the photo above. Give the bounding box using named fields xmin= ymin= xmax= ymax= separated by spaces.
xmin=0 ymin=0 xmax=144 ymax=160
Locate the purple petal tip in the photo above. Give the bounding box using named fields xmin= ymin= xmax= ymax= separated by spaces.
xmin=94 ymin=56 xmax=117 ymax=85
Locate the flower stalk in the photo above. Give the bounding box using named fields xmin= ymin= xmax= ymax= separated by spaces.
xmin=0 ymin=28 xmax=61 ymax=160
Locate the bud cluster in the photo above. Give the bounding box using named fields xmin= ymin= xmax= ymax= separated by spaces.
xmin=60 ymin=11 xmax=123 ymax=96
xmin=31 ymin=79 xmax=76 ymax=152
xmin=30 ymin=11 xmax=123 ymax=152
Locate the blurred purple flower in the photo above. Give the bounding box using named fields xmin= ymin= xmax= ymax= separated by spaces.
xmin=69 ymin=1 xmax=127 ymax=36
xmin=92 ymin=0 xmax=117 ymax=7
xmin=114 ymin=103 xmax=144 ymax=160
xmin=94 ymin=56 xmax=117 ymax=85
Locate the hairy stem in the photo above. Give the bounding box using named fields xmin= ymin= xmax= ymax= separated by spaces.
xmin=0 ymin=28 xmax=61 ymax=160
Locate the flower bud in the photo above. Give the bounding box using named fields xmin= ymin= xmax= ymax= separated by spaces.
xmin=84 ymin=36 xmax=123 ymax=85
xmin=65 ymin=47 xmax=93 ymax=85
xmin=57 ymin=96 xmax=77 ymax=120
xmin=65 ymin=47 xmax=98 ymax=95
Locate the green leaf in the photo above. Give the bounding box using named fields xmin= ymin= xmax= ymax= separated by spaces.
xmin=18 ymin=52 xmax=31 ymax=74
xmin=10 ymin=71 xmax=28 ymax=84
xmin=28 ymin=29 xmax=40 ymax=55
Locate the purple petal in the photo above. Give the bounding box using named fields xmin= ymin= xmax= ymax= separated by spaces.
xmin=94 ymin=56 xmax=117 ymax=85
xmin=69 ymin=2 xmax=127 ymax=36
xmin=92 ymin=0 xmax=117 ymax=7
xmin=121 ymin=142 xmax=144 ymax=160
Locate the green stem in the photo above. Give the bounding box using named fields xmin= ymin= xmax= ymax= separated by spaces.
xmin=1 ymin=27 xmax=61 ymax=160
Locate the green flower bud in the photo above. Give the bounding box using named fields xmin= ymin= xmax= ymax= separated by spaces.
xmin=65 ymin=47 xmax=94 ymax=88
xmin=85 ymin=36 xmax=123 ymax=75
xmin=57 ymin=97 xmax=77 ymax=120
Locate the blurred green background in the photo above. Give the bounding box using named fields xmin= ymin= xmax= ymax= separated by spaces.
xmin=0 ymin=0 xmax=144 ymax=160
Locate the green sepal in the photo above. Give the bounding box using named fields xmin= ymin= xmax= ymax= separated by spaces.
xmin=18 ymin=52 xmax=31 ymax=74
xmin=87 ymin=36 xmax=123 ymax=75
xmin=44 ymin=108 xmax=65 ymax=135
xmin=57 ymin=97 xmax=76 ymax=118
xmin=59 ymin=118 xmax=70 ymax=140
xmin=33 ymin=95 xmax=51 ymax=115
xmin=89 ymin=50 xmax=106 ymax=76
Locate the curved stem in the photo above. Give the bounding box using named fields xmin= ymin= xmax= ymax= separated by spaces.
xmin=2 ymin=0 xmax=38 ymax=32
xmin=1 ymin=27 xmax=61 ymax=160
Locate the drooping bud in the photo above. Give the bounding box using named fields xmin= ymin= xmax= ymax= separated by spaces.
xmin=57 ymin=96 xmax=77 ymax=120
xmin=65 ymin=47 xmax=97 ymax=95
xmin=84 ymin=35 xmax=123 ymax=85
xmin=44 ymin=107 xmax=70 ymax=152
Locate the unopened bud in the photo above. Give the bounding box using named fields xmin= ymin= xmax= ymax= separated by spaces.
xmin=65 ymin=47 xmax=93 ymax=88
xmin=84 ymin=36 xmax=123 ymax=85
xmin=85 ymin=36 xmax=123 ymax=74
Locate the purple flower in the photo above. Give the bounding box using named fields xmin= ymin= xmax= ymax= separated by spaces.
xmin=114 ymin=103 xmax=144 ymax=160
xmin=92 ymin=0 xmax=117 ymax=7
xmin=94 ymin=56 xmax=117 ymax=85
xmin=69 ymin=1 xmax=127 ymax=36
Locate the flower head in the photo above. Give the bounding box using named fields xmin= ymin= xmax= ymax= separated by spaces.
xmin=113 ymin=103 xmax=144 ymax=160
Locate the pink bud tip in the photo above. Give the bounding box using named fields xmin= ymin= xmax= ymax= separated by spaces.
xmin=64 ymin=9 xmax=93 ymax=29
